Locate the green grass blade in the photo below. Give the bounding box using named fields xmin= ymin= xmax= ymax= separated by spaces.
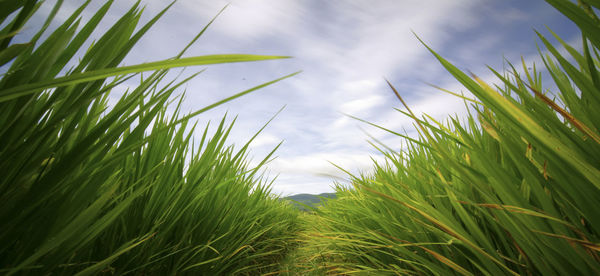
xmin=0 ymin=55 xmax=291 ymax=102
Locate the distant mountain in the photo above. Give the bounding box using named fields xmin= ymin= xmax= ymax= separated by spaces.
xmin=284 ymin=193 xmax=336 ymax=211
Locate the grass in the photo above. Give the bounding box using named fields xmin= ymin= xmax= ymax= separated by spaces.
xmin=3 ymin=0 xmax=600 ymax=275
xmin=296 ymin=0 xmax=600 ymax=275
xmin=0 ymin=1 xmax=300 ymax=275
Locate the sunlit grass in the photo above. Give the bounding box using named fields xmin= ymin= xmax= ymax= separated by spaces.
xmin=301 ymin=0 xmax=600 ymax=275
xmin=0 ymin=1 xmax=299 ymax=275
xmin=4 ymin=0 xmax=599 ymax=275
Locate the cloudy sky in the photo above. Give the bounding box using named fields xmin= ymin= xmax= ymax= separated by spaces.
xmin=26 ymin=0 xmax=578 ymax=196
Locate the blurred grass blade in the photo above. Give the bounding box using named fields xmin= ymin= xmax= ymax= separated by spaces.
xmin=0 ymin=42 xmax=30 ymax=66
xmin=0 ymin=54 xmax=291 ymax=102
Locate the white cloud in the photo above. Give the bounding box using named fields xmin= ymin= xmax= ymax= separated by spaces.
xmin=339 ymin=94 xmax=384 ymax=114
xmin=266 ymin=151 xmax=387 ymax=195
xmin=26 ymin=0 xmax=580 ymax=196
xmin=271 ymin=151 xmax=385 ymax=177
xmin=179 ymin=0 xmax=305 ymax=41
xmin=250 ymin=133 xmax=282 ymax=148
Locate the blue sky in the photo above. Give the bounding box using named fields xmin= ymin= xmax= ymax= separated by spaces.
xmin=26 ymin=0 xmax=579 ymax=196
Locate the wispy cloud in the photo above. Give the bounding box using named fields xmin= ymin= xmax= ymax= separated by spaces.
xmin=150 ymin=0 xmax=579 ymax=195
xmin=29 ymin=0 xmax=580 ymax=195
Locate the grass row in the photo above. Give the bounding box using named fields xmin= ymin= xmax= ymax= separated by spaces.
xmin=0 ymin=1 xmax=299 ymax=275
xmin=297 ymin=0 xmax=600 ymax=274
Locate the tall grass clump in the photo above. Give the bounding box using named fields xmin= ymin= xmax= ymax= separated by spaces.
xmin=0 ymin=1 xmax=299 ymax=275
xmin=306 ymin=0 xmax=600 ymax=274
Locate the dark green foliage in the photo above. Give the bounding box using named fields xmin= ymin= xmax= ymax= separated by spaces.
xmin=0 ymin=1 xmax=299 ymax=275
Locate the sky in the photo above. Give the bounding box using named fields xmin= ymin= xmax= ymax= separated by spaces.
xmin=20 ymin=0 xmax=579 ymax=196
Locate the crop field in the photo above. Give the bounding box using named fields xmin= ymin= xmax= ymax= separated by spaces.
xmin=1 ymin=0 xmax=599 ymax=275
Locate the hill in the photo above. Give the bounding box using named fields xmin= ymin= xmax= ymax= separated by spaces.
xmin=284 ymin=193 xmax=336 ymax=211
